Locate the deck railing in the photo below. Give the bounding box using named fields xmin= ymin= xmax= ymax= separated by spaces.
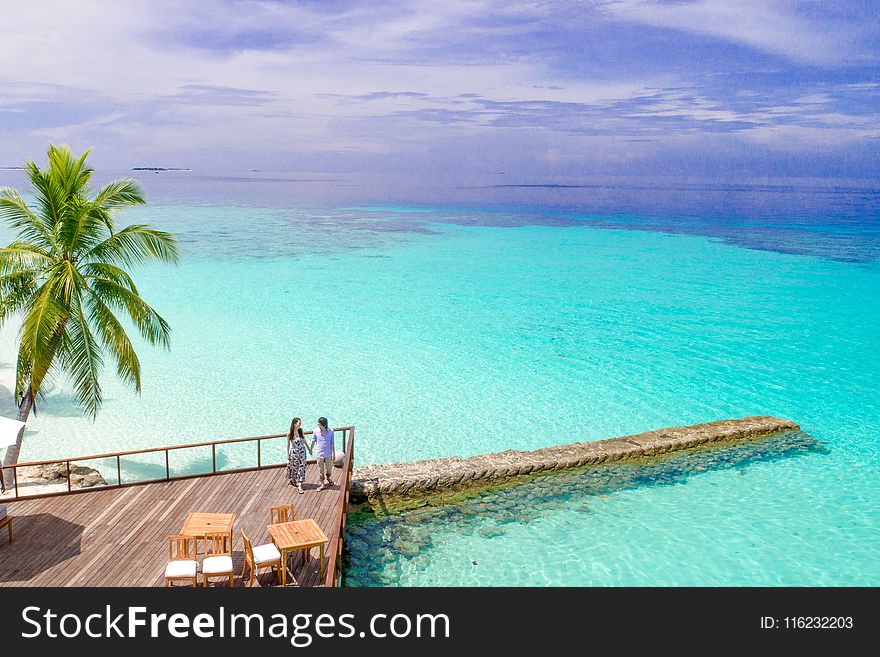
xmin=324 ymin=427 xmax=354 ymax=588
xmin=0 ymin=426 xmax=354 ymax=502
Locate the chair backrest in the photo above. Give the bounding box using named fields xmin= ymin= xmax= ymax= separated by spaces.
xmin=204 ymin=532 xmax=230 ymax=557
xmin=168 ymin=535 xmax=195 ymax=561
xmin=269 ymin=503 xmax=295 ymax=524
xmin=240 ymin=529 xmax=254 ymax=562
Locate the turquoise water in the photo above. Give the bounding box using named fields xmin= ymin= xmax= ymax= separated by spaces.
xmin=345 ymin=432 xmax=868 ymax=586
xmin=1 ymin=172 xmax=878 ymax=585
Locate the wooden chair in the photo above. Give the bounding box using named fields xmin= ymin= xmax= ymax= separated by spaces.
xmin=0 ymin=505 xmax=11 ymax=545
xmin=269 ymin=503 xmax=308 ymax=564
xmin=201 ymin=532 xmax=234 ymax=587
xmin=164 ymin=535 xmax=198 ymax=587
xmin=269 ymin=503 xmax=295 ymax=525
xmin=240 ymin=529 xmax=282 ymax=587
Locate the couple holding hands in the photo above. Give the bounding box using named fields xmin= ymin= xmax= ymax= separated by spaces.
xmin=286 ymin=417 xmax=335 ymax=494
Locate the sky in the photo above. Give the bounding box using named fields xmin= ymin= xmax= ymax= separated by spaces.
xmin=0 ymin=0 xmax=877 ymax=178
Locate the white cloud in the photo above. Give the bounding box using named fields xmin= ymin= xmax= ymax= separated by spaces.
xmin=598 ymin=0 xmax=863 ymax=66
xmin=741 ymin=123 xmax=880 ymax=151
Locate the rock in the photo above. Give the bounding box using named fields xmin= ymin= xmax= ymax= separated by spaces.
xmin=477 ymin=524 xmax=505 ymax=539
xmin=394 ymin=541 xmax=420 ymax=558
xmin=17 ymin=463 xmax=106 ymax=488
xmin=70 ymin=472 xmax=106 ymax=488
xmin=453 ymin=523 xmax=475 ymax=536
xmin=18 ymin=463 xmax=66 ymax=481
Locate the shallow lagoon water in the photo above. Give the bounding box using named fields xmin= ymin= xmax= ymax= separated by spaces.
xmin=0 ymin=172 xmax=878 ymax=584
xmin=344 ymin=432 xmax=868 ymax=586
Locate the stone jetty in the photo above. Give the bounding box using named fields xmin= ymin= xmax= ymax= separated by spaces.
xmin=350 ymin=416 xmax=799 ymax=512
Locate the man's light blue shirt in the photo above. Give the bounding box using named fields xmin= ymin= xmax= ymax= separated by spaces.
xmin=314 ymin=427 xmax=334 ymax=458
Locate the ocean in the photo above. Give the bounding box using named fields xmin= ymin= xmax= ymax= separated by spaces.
xmin=1 ymin=170 xmax=878 ymax=585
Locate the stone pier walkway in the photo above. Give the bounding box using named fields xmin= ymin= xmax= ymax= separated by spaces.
xmin=351 ymin=416 xmax=799 ymax=511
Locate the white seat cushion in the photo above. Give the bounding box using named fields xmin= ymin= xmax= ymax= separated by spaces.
xmin=0 ymin=505 xmax=7 ymax=521
xmin=202 ymin=555 xmax=233 ymax=575
xmin=252 ymin=543 xmax=282 ymax=565
xmin=165 ymin=560 xmax=197 ymax=578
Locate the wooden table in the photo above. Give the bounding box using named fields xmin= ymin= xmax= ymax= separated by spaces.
xmin=267 ymin=519 xmax=329 ymax=586
xmin=180 ymin=512 xmax=236 ymax=553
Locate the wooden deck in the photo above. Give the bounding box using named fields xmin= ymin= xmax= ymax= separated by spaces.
xmin=0 ymin=463 xmax=342 ymax=587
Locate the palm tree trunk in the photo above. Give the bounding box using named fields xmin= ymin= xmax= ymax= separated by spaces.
xmin=1 ymin=389 xmax=32 ymax=492
xmin=17 ymin=388 xmax=34 ymax=422
xmin=4 ymin=319 xmax=66 ymax=491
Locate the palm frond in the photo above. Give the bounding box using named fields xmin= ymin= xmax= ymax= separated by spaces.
xmin=93 ymin=178 xmax=146 ymax=213
xmin=0 ymin=188 xmax=56 ymax=250
xmin=85 ymin=224 xmax=180 ymax=267
xmin=20 ymin=272 xmax=68 ymax=350
xmin=82 ymin=262 xmax=139 ymax=292
xmin=89 ymin=276 xmax=171 ymax=348
xmin=0 ymin=269 xmax=39 ymax=292
xmin=26 ymin=159 xmax=67 ymax=235
xmin=0 ymin=242 xmax=53 ymax=275
xmin=86 ymin=205 xmax=116 ymax=238
xmin=17 ymin=275 xmax=69 ymax=399
xmin=57 ymin=195 xmax=100 ymax=257
xmin=48 ymin=144 xmax=93 ymax=199
xmin=0 ymin=270 xmax=39 ymax=324
xmin=59 ymin=298 xmax=104 ymax=418
xmin=87 ymin=293 xmax=141 ymax=392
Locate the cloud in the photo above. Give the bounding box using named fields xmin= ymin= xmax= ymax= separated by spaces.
xmin=169 ymin=85 xmax=277 ymax=107
xmin=597 ymin=0 xmax=872 ymax=66
xmin=0 ymin=1 xmax=876 ymax=176
xmin=741 ymin=124 xmax=880 ymax=152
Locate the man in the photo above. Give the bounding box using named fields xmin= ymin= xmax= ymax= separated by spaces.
xmin=311 ymin=417 xmax=335 ymax=491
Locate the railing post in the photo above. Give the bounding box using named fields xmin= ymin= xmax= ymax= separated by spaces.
xmin=13 ymin=465 xmax=19 ymax=499
xmin=212 ymin=444 xmax=217 ymax=474
xmin=66 ymin=461 xmax=72 ymax=492
xmin=166 ymin=450 xmax=170 ymax=480
xmin=117 ymin=455 xmax=122 ymax=486
xmin=257 ymin=438 xmax=261 ymax=468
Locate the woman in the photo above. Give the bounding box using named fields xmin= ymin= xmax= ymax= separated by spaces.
xmin=286 ymin=417 xmax=309 ymax=493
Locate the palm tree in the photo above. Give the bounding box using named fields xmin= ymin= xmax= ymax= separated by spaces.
xmin=0 ymin=144 xmax=179 ymax=486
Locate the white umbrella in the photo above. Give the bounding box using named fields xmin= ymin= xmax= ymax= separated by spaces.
xmin=0 ymin=415 xmax=25 ymax=449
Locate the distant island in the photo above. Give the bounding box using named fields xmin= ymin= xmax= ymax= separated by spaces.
xmin=0 ymin=166 xmax=25 ymax=170
xmin=131 ymin=167 xmax=191 ymax=171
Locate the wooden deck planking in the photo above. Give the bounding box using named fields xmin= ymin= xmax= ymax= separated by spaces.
xmin=0 ymin=463 xmax=343 ymax=587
